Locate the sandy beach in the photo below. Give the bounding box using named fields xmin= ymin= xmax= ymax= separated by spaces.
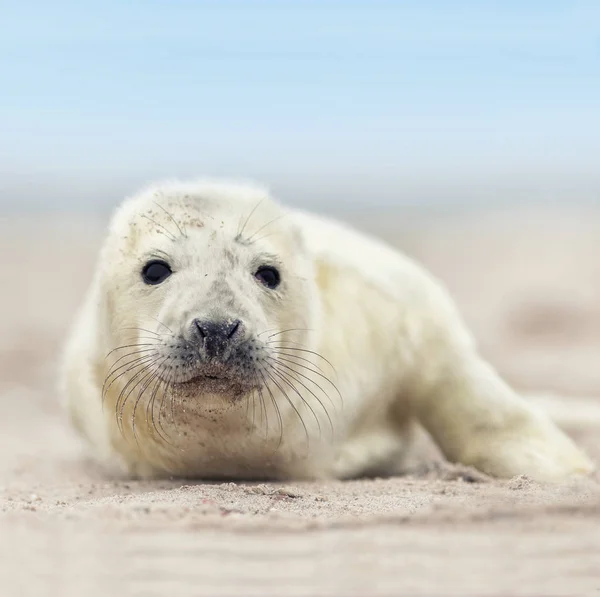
xmin=1 ymin=206 xmax=599 ymax=596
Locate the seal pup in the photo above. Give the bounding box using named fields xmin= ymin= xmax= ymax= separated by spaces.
xmin=61 ymin=179 xmax=594 ymax=482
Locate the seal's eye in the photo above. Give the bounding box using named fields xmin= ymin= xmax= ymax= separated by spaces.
xmin=142 ymin=260 xmax=172 ymax=285
xmin=255 ymin=266 xmax=280 ymax=289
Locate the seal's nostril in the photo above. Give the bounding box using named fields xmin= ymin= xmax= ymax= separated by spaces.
xmin=227 ymin=320 xmax=241 ymax=339
xmin=192 ymin=318 xmax=242 ymax=345
xmin=194 ymin=319 xmax=207 ymax=339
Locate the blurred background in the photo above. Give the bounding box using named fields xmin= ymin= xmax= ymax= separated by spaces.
xmin=1 ymin=1 xmax=599 ymax=405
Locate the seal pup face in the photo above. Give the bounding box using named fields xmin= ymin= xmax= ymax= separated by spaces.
xmin=101 ymin=181 xmax=318 ymax=417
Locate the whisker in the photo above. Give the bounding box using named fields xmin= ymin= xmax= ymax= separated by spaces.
xmin=157 ymin=365 xmax=177 ymax=442
xmin=150 ymin=315 xmax=175 ymax=335
xmin=104 ymin=348 xmax=157 ymax=377
xmin=267 ymin=355 xmax=339 ymax=413
xmin=256 ymin=328 xmax=279 ymax=337
xmin=116 ymin=361 xmax=160 ymax=435
xmin=165 ymin=368 xmax=181 ymax=438
xmin=246 ymin=231 xmax=279 ymax=244
xmin=244 ymin=379 xmax=252 ymax=420
xmin=102 ymin=354 xmax=157 ymax=404
xmin=141 ymin=214 xmax=177 ymax=242
xmin=237 ymin=199 xmax=263 ymax=240
xmin=105 ymin=343 xmax=159 ymax=360
xmin=119 ymin=336 xmax=165 ymax=345
xmin=147 ymin=362 xmax=174 ymax=446
xmin=146 ymin=373 xmax=168 ymax=444
xmin=258 ymin=328 xmax=312 ymax=339
xmin=267 ymin=354 xmax=342 ymax=406
xmin=268 ymin=349 xmax=328 ymax=376
xmin=254 ymin=379 xmax=269 ymax=441
xmin=270 ymin=350 xmax=342 ymax=401
xmin=252 ymin=387 xmax=262 ymax=434
xmin=246 ymin=214 xmax=287 ymax=243
xmin=269 ymin=367 xmax=322 ymax=440
xmin=153 ymin=201 xmax=187 ymax=239
xmin=120 ymin=327 xmax=163 ymax=337
xmin=257 ymin=385 xmax=269 ymax=440
xmin=169 ymin=369 xmax=178 ymax=429
xmin=265 ymin=368 xmax=310 ymax=451
xmin=258 ymin=367 xmax=284 ymax=451
xmin=265 ymin=328 xmax=315 ymax=339
xmin=131 ymin=359 xmax=167 ymax=446
xmin=251 ymin=381 xmax=257 ymax=429
xmin=269 ymin=358 xmax=334 ymax=438
xmin=266 ymin=343 xmax=337 ymax=375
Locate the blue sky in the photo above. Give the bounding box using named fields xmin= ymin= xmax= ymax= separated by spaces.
xmin=1 ymin=1 xmax=599 ymax=209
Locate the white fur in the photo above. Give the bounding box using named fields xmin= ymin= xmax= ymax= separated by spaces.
xmin=60 ymin=179 xmax=595 ymax=482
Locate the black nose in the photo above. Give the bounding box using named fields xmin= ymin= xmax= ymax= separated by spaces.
xmin=193 ymin=319 xmax=242 ymax=358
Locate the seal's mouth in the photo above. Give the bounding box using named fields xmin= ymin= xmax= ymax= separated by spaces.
xmin=173 ymin=361 xmax=235 ymax=383
xmin=170 ymin=364 xmax=256 ymax=398
xmin=158 ymin=346 xmax=261 ymax=397
xmin=175 ymin=371 xmax=233 ymax=386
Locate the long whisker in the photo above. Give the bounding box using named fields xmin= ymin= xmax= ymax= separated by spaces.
xmin=252 ymin=386 xmax=261 ymax=435
xmin=269 ymin=359 xmax=334 ymax=437
xmin=144 ymin=360 xmax=174 ymax=446
xmin=267 ymin=354 xmax=342 ymax=406
xmin=264 ymin=328 xmax=314 ymax=339
xmin=157 ymin=364 xmax=177 ymax=441
xmin=269 ymin=351 xmax=335 ymax=409
xmin=169 ymin=368 xmax=179 ymax=428
xmin=265 ymin=368 xmax=310 ymax=451
xmin=244 ymin=377 xmax=253 ymax=421
xmin=258 ymin=328 xmax=313 ymax=338
xmin=166 ymin=368 xmax=180 ymax=437
xmin=150 ymin=377 xmax=174 ymax=447
xmin=145 ymin=372 xmax=167 ymax=444
xmin=266 ymin=343 xmax=338 ymax=375
xmin=119 ymin=327 xmax=163 ymax=337
xmin=102 ymin=354 xmax=158 ymax=404
xmin=268 ymin=349 xmax=328 ymax=376
xmin=131 ymin=359 xmax=167 ymax=446
xmin=251 ymin=380 xmax=257 ymax=429
xmin=105 ymin=343 xmax=159 ymax=360
xmin=256 ymin=382 xmax=268 ymax=440
xmin=116 ymin=361 xmax=160 ymax=435
xmin=104 ymin=348 xmax=157 ymax=378
xmin=118 ymin=340 xmax=163 ymax=350
xmin=269 ymin=367 xmax=322 ymax=440
xmin=256 ymin=328 xmax=280 ymax=338
xmin=267 ymin=354 xmax=339 ymax=413
xmin=258 ymin=367 xmax=284 ymax=451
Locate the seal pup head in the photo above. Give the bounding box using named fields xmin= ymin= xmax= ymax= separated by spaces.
xmin=99 ymin=180 xmax=319 ymax=425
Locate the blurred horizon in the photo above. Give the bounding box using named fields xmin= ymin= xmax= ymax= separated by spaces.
xmin=1 ymin=1 xmax=599 ymax=212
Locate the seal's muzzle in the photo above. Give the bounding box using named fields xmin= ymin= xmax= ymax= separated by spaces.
xmin=191 ymin=317 xmax=244 ymax=361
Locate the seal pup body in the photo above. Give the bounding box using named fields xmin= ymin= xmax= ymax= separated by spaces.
xmin=61 ymin=179 xmax=594 ymax=482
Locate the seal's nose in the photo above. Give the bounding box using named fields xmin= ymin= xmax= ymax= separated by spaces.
xmin=193 ymin=318 xmax=242 ymax=358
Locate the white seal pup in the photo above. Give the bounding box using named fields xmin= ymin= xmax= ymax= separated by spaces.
xmin=61 ymin=179 xmax=594 ymax=482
